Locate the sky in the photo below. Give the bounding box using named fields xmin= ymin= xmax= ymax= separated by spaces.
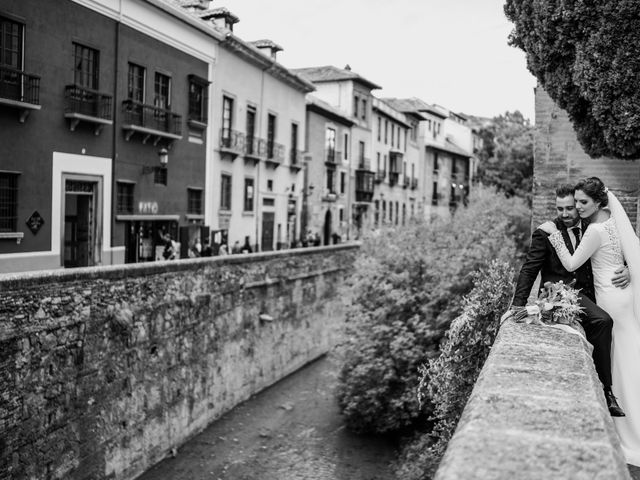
xmin=219 ymin=0 xmax=537 ymax=121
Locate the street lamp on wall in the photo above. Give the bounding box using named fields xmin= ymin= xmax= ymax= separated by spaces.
xmin=158 ymin=147 xmax=169 ymax=166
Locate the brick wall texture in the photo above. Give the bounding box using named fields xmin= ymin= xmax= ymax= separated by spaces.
xmin=0 ymin=245 xmax=357 ymax=480
xmin=533 ymin=87 xmax=640 ymax=228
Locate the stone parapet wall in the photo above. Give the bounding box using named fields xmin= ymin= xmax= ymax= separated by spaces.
xmin=434 ymin=320 xmax=630 ymax=480
xmin=0 ymin=245 xmax=357 ymax=480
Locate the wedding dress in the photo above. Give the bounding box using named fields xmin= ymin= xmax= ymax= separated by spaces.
xmin=548 ymin=209 xmax=640 ymax=466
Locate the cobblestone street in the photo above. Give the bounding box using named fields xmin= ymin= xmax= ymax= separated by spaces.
xmin=137 ymin=353 xmax=397 ymax=480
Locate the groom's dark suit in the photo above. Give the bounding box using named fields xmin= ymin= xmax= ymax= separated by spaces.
xmin=512 ymin=217 xmax=613 ymax=388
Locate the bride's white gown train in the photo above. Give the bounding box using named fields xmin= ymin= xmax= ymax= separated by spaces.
xmin=549 ymin=217 xmax=640 ymax=466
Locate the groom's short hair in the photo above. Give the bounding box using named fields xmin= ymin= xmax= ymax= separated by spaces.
xmin=555 ymin=184 xmax=575 ymax=198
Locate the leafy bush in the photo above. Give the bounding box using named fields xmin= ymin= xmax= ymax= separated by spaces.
xmin=395 ymin=260 xmax=516 ymax=480
xmin=336 ymin=186 xmax=527 ymax=434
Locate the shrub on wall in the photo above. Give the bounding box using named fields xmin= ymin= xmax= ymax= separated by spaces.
xmin=395 ymin=260 xmax=515 ymax=480
xmin=336 ymin=186 xmax=527 ymax=434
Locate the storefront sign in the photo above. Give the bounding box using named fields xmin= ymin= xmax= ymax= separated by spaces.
xmin=138 ymin=201 xmax=159 ymax=214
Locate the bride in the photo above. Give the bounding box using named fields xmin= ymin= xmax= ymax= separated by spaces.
xmin=539 ymin=176 xmax=640 ymax=466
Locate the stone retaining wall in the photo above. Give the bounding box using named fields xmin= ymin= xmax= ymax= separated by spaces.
xmin=434 ymin=320 xmax=630 ymax=480
xmin=0 ymin=245 xmax=357 ymax=480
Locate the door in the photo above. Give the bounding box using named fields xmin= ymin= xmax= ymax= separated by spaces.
xmin=261 ymin=212 xmax=275 ymax=252
xmin=63 ymin=181 xmax=96 ymax=268
xmin=323 ymin=209 xmax=332 ymax=245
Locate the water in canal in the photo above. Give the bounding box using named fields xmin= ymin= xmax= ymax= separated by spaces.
xmin=137 ymin=353 xmax=398 ymax=480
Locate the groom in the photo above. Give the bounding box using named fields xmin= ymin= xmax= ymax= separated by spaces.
xmin=507 ymin=184 xmax=629 ymax=416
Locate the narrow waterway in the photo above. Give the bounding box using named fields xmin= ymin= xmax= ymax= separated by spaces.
xmin=137 ymin=353 xmax=398 ymax=480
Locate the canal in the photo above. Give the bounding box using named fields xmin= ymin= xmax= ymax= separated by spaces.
xmin=137 ymin=352 xmax=398 ymax=480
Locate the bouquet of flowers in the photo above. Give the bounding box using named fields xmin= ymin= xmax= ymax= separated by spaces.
xmin=510 ymin=280 xmax=583 ymax=325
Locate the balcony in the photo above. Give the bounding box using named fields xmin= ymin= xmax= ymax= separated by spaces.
xmin=243 ymin=135 xmax=266 ymax=165
xmin=374 ymin=169 xmax=386 ymax=183
xmin=265 ymin=141 xmax=285 ymax=168
xmin=325 ymin=149 xmax=341 ymax=165
xmin=121 ymin=100 xmax=182 ymax=144
xmin=403 ymin=175 xmax=410 ymax=189
xmin=389 ymin=172 xmax=400 ymax=187
xmin=219 ymin=128 xmax=245 ymax=160
xmin=355 ymin=170 xmax=375 ymax=203
xmin=357 ymin=158 xmax=371 ymax=171
xmin=289 ymin=149 xmax=304 ymax=172
xmin=411 ymin=178 xmax=418 ymax=190
xmin=64 ymin=85 xmax=113 ymax=135
xmin=0 ymin=66 xmax=41 ymax=122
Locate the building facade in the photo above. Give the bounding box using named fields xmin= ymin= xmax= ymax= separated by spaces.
xmin=292 ymin=65 xmax=377 ymax=239
xmin=0 ymin=0 xmax=220 ymax=273
xmin=207 ymin=35 xmax=313 ymax=253
xmin=303 ymin=95 xmax=354 ymax=244
xmin=371 ymin=97 xmax=420 ymax=227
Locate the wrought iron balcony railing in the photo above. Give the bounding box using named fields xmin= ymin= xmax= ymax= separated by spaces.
xmin=290 ymin=149 xmax=304 ymax=170
xmin=64 ymin=85 xmax=112 ymax=120
xmin=356 ymin=158 xmax=372 ymax=171
xmin=220 ymin=128 xmax=245 ymax=155
xmin=411 ymin=178 xmax=418 ymax=190
xmin=0 ymin=65 xmax=40 ymax=105
xmin=122 ymin=100 xmax=182 ymax=140
xmin=403 ymin=175 xmax=410 ymax=189
xmin=266 ymin=141 xmax=285 ymax=166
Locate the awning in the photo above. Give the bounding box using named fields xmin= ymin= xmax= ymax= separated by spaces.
xmin=115 ymin=215 xmax=180 ymax=221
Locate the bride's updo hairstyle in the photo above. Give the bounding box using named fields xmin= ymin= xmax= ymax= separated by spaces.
xmin=574 ymin=176 xmax=609 ymax=208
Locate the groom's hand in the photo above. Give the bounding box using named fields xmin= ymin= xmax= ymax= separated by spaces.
xmin=612 ymin=266 xmax=630 ymax=289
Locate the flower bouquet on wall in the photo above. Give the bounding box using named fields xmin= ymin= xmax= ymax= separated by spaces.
xmin=510 ymin=280 xmax=583 ymax=326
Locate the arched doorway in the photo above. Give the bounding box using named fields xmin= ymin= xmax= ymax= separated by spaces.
xmin=323 ymin=209 xmax=332 ymax=245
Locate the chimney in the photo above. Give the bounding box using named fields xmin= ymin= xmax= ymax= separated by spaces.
xmin=250 ymin=40 xmax=283 ymax=61
xmin=199 ymin=7 xmax=240 ymax=32
xmin=177 ymin=0 xmax=212 ymax=11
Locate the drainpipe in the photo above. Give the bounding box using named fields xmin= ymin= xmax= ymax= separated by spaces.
xmin=110 ymin=1 xmax=122 ymax=264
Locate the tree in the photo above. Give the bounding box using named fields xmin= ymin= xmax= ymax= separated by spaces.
xmin=505 ymin=0 xmax=640 ymax=159
xmin=474 ymin=111 xmax=534 ymax=204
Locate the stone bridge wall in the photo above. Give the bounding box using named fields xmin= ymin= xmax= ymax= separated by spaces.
xmin=434 ymin=320 xmax=630 ymax=480
xmin=0 ymin=245 xmax=357 ymax=480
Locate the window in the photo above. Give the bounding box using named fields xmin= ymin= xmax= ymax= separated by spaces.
xmin=220 ymin=174 xmax=232 ymax=210
xmin=221 ymin=95 xmax=234 ymax=142
xmin=0 ymin=172 xmax=18 ymax=232
xmin=376 ymin=152 xmax=381 ymax=171
xmin=391 ymin=124 xmax=395 ymax=146
xmin=326 ymin=167 xmax=335 ymax=193
xmin=359 ymin=141 xmax=365 ymax=162
xmin=73 ymin=43 xmax=99 ymax=89
xmin=0 ymin=16 xmax=23 ymax=70
xmin=339 ymin=207 xmax=344 ymax=222
xmin=291 ymin=122 xmax=299 ymax=162
xmin=245 ymin=105 xmax=256 ymax=153
xmin=433 ymin=153 xmax=440 ymax=175
xmin=116 ymin=181 xmax=134 ymax=214
xmin=267 ymin=113 xmax=276 ymax=159
xmin=154 ymin=167 xmax=167 ymax=186
xmin=127 ymin=63 xmax=145 ymax=102
xmin=187 ymin=188 xmax=203 ymax=215
xmin=244 ymin=178 xmax=254 ymax=212
xmin=340 ymin=171 xmax=346 ymax=194
xmin=361 ymin=99 xmax=367 ymax=120
xmin=343 ymin=133 xmax=349 ymax=160
xmin=377 ymin=117 xmax=381 ymax=141
xmin=154 ymin=72 xmax=171 ymax=111
xmin=325 ymin=127 xmax=336 ymax=163
xmin=432 ymin=181 xmax=439 ymax=205
xmin=188 ymin=75 xmax=208 ymax=123
xmin=267 ymin=179 xmax=273 ymax=192
xmin=410 ymin=121 xmax=417 ymax=142
xmin=384 ymin=120 xmax=388 ymax=144
xmin=353 ymin=95 xmax=359 ymax=118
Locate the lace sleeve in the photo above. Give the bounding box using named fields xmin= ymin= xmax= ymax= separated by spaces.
xmin=547 ymin=227 xmax=602 ymax=272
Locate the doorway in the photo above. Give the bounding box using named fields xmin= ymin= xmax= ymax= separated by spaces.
xmin=63 ymin=179 xmax=99 ymax=268
xmin=323 ymin=209 xmax=332 ymax=245
xmin=261 ymin=211 xmax=275 ymax=252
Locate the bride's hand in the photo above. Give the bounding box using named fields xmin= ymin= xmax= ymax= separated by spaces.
xmin=538 ymin=221 xmax=558 ymax=234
